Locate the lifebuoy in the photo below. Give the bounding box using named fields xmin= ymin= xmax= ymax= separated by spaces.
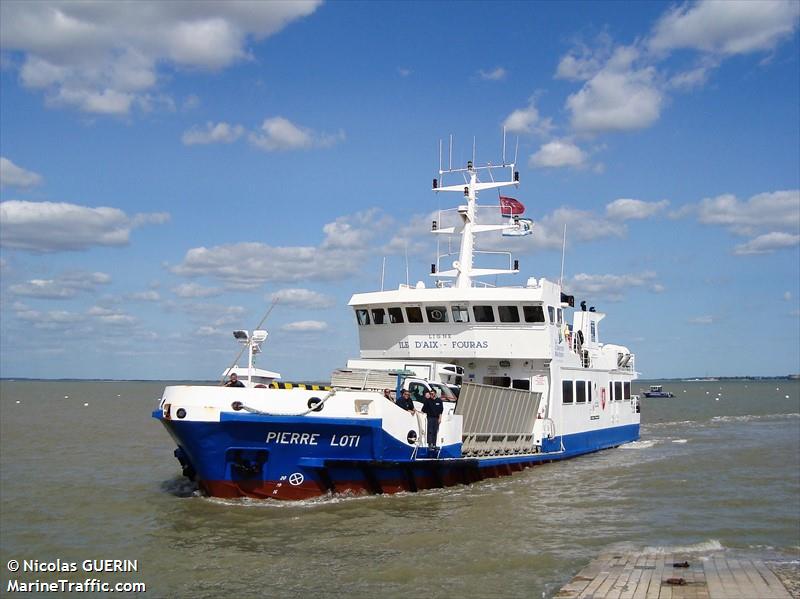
xmin=601 ymin=387 xmax=607 ymax=410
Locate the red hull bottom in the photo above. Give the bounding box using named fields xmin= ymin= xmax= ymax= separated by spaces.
xmin=200 ymin=460 xmax=539 ymax=501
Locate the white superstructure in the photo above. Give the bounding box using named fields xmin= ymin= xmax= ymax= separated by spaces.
xmin=348 ymin=142 xmax=639 ymax=447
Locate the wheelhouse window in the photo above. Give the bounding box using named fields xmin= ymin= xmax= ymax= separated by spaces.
xmin=557 ymin=308 xmax=563 ymax=326
xmin=562 ymin=380 xmax=574 ymax=404
xmin=388 ymin=307 xmax=404 ymax=323
xmin=371 ymin=308 xmax=386 ymax=324
xmin=576 ymin=381 xmax=587 ymax=403
xmin=426 ymin=306 xmax=449 ymax=323
xmin=473 ymin=305 xmax=495 ymax=322
xmin=430 ymin=383 xmax=457 ymax=400
xmin=590 ymin=321 xmax=597 ymax=342
xmin=408 ymin=382 xmax=427 ymax=401
xmin=512 ymin=379 xmax=530 ymax=391
xmin=523 ymin=305 xmax=545 ymax=323
xmin=483 ymin=376 xmax=511 ymax=387
xmin=547 ymin=306 xmax=555 ymax=324
xmin=624 ymin=381 xmax=631 ymax=400
xmin=614 ymin=381 xmax=623 ymax=401
xmin=406 ymin=306 xmax=424 ymax=323
xmin=452 ymin=305 xmax=469 ymax=323
xmin=498 ymin=305 xmax=520 ymax=323
xmin=356 ymin=309 xmax=370 ymax=325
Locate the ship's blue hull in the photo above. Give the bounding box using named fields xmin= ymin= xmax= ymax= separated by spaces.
xmin=154 ymin=410 xmax=639 ymax=499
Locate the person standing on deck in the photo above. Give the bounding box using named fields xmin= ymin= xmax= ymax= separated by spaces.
xmin=223 ymin=372 xmax=245 ymax=387
xmin=421 ymin=390 xmax=444 ymax=450
xmin=396 ymin=389 xmax=415 ymax=414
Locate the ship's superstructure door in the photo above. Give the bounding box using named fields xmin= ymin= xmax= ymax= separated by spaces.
xmin=455 ymin=383 xmax=542 ymax=456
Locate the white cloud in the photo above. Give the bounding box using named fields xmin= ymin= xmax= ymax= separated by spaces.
xmin=269 ymin=288 xmax=335 ymax=309
xmin=0 ymin=200 xmax=170 ymax=252
xmin=473 ymin=205 xmax=626 ymax=254
xmin=733 ymin=232 xmax=800 ymax=255
xmin=0 ymin=157 xmax=43 ymax=188
xmin=0 ymin=2 xmax=322 ymax=115
xmin=696 ymin=190 xmax=799 ymax=235
xmin=529 ymin=139 xmax=587 ymax=168
xmin=280 ymin=320 xmax=328 ymax=332
xmin=478 ymin=67 xmax=507 ymax=81
xmin=172 ymin=210 xmax=386 ymax=288
xmin=129 ymin=290 xmax=160 ymax=302
xmin=606 ymin=198 xmax=669 ymax=220
xmin=88 ymin=305 xmax=136 ymax=326
xmin=8 ymin=270 xmax=111 ymax=299
xmin=248 ymin=116 xmax=344 ymax=151
xmin=555 ymin=34 xmax=612 ymax=81
xmin=502 ymin=101 xmax=552 ymax=136
xmin=182 ymin=121 xmax=244 ymax=145
xmin=693 ymin=189 xmax=799 ymax=256
xmin=172 ymin=283 xmax=222 ymax=298
xmin=668 ymin=64 xmax=714 ymax=90
xmin=688 ymin=315 xmax=714 ymax=325
xmin=784 ymin=291 xmax=792 ymax=302
xmin=533 ymin=207 xmax=626 ymax=249
xmin=566 ymin=271 xmax=662 ymax=301
xmin=12 ymin=301 xmax=85 ymax=329
xmin=566 ymin=46 xmax=663 ymax=133
xmin=398 ymin=67 xmax=412 ymax=77
xmin=649 ymin=0 xmax=800 ymax=56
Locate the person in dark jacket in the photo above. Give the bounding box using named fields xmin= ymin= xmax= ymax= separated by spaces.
xmin=395 ymin=389 xmax=415 ymax=413
xmin=421 ymin=390 xmax=444 ymax=449
xmin=224 ymin=373 xmax=245 ymax=387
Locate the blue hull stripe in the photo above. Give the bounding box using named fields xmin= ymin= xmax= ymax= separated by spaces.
xmin=155 ymin=410 xmax=639 ymax=493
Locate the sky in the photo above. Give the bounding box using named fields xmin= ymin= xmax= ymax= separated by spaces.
xmin=1 ymin=0 xmax=798 ymax=381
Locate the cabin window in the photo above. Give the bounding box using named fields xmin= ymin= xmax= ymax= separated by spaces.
xmin=498 ymin=305 xmax=520 ymax=323
xmin=557 ymin=308 xmax=563 ymax=325
xmin=452 ymin=305 xmax=469 ymax=323
xmin=590 ymin=321 xmax=597 ymax=342
xmin=426 ymin=306 xmax=449 ymax=323
xmin=588 ymin=382 xmax=593 ymax=403
xmin=473 ymin=305 xmax=495 ymax=322
xmin=388 ymin=307 xmax=404 ymax=323
xmin=547 ymin=306 xmax=555 ymax=324
xmin=624 ymin=381 xmax=631 ymax=400
xmin=512 ymin=379 xmax=530 ymax=391
xmin=356 ymin=309 xmax=370 ymax=325
xmin=371 ymin=308 xmax=386 ymax=325
xmin=576 ymin=381 xmax=587 ymax=403
xmin=483 ymin=376 xmax=511 ymax=387
xmin=408 ymin=382 xmax=427 ymax=401
xmin=562 ymin=380 xmax=574 ymax=404
xmin=523 ymin=305 xmax=545 ymax=323
xmin=614 ymin=381 xmax=623 ymax=401
xmin=406 ymin=306 xmax=424 ymax=323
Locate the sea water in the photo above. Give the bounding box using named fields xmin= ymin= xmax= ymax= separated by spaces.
xmin=1 ymin=379 xmax=798 ymax=598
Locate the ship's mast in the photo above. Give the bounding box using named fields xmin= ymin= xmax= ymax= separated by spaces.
xmin=432 ymin=135 xmax=525 ymax=288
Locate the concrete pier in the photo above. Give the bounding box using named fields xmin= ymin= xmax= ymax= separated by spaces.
xmin=556 ymin=552 xmax=794 ymax=599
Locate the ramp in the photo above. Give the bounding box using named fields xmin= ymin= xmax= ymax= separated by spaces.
xmin=454 ymin=383 xmax=542 ymax=455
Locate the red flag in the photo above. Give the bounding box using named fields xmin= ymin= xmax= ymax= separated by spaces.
xmin=499 ymin=196 xmax=525 ymax=217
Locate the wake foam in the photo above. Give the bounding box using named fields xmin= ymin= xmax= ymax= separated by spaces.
xmin=711 ymin=413 xmax=799 ymax=424
xmin=620 ymin=439 xmax=659 ymax=449
xmin=642 ymin=539 xmax=726 ymax=554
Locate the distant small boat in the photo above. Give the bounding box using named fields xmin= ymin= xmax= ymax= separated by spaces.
xmin=643 ymin=385 xmax=674 ymax=398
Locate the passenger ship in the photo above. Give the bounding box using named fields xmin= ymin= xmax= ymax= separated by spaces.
xmin=154 ymin=142 xmax=640 ymax=500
